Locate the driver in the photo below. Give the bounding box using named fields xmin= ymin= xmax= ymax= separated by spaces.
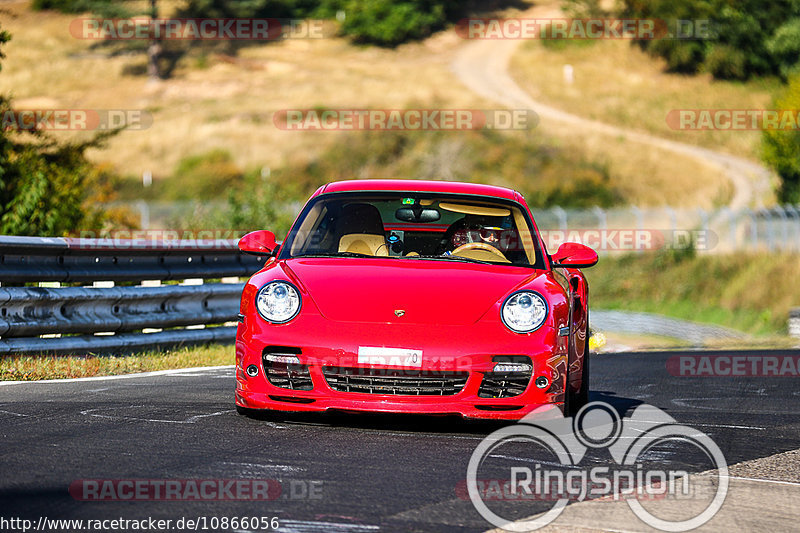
xmin=439 ymin=215 xmax=509 ymax=255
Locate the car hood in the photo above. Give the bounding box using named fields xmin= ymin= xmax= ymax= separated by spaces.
xmin=282 ymin=258 xmax=546 ymax=325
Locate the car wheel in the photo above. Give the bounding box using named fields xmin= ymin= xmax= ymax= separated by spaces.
xmin=574 ymin=333 xmax=590 ymax=408
xmin=565 ymin=324 xmax=590 ymax=417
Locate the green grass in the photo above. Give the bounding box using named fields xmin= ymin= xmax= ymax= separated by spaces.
xmin=0 ymin=344 xmax=234 ymax=381
xmin=587 ymin=252 xmax=800 ymax=336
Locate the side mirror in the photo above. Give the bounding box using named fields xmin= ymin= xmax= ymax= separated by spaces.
xmin=238 ymin=230 xmax=277 ymax=255
xmin=551 ymin=242 xmax=598 ymax=268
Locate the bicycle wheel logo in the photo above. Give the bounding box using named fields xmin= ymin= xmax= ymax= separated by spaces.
xmin=466 ymin=402 xmax=728 ymax=531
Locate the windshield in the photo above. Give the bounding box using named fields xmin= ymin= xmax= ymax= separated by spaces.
xmin=280 ymin=193 xmax=544 ymax=268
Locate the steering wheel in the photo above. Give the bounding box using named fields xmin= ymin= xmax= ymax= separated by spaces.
xmin=451 ymin=242 xmax=508 ymax=261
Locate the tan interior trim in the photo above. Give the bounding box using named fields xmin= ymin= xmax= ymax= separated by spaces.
xmin=439 ymin=202 xmax=511 ymax=217
xmin=339 ymin=234 xmax=389 ymax=256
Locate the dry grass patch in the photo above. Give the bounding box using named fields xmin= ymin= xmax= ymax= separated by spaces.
xmin=510 ymin=38 xmax=780 ymax=162
xmin=0 ymin=0 xmax=744 ymax=208
xmin=0 ymin=344 xmax=234 ymax=381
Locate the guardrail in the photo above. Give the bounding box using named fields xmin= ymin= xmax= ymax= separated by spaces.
xmin=0 ymin=236 xmax=266 ymax=356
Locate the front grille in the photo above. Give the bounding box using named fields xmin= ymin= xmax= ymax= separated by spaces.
xmin=478 ymin=356 xmax=532 ymax=398
xmin=263 ymin=347 xmax=313 ymax=391
xmin=322 ymin=367 xmax=468 ymax=396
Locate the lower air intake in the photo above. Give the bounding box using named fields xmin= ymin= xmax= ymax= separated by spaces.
xmin=322 ymin=367 xmax=468 ymax=396
xmin=478 ymin=356 xmax=533 ymax=398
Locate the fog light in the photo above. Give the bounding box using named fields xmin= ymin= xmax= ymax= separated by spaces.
xmin=246 ymin=365 xmax=259 ymax=377
xmin=265 ymin=354 xmax=301 ymax=365
xmin=535 ymin=376 xmax=550 ymax=389
xmin=493 ymin=362 xmax=533 ymax=373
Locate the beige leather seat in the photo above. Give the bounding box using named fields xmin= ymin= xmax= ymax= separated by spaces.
xmin=336 ymin=203 xmax=388 ymax=256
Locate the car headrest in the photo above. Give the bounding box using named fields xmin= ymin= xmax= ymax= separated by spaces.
xmin=337 ymin=203 xmax=385 ymax=236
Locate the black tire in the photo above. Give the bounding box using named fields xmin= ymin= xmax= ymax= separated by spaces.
xmin=574 ymin=333 xmax=590 ymax=408
xmin=565 ymin=322 xmax=590 ymax=417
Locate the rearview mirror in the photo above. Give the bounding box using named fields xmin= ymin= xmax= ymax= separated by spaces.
xmin=238 ymin=230 xmax=277 ymax=255
xmin=550 ymin=242 xmax=598 ymax=268
xmin=395 ymin=208 xmax=441 ymax=223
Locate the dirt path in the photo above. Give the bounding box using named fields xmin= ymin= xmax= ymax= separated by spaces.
xmin=450 ymin=15 xmax=773 ymax=210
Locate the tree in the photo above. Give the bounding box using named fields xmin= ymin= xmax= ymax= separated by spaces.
xmin=0 ymin=25 xmax=126 ymax=236
xmin=763 ymin=75 xmax=800 ymax=203
xmin=34 ymin=0 xmax=164 ymax=79
xmin=621 ymin=0 xmax=800 ymax=80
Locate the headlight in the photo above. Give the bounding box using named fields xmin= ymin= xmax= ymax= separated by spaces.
xmin=255 ymin=281 xmax=301 ymax=323
xmin=501 ymin=291 xmax=548 ymax=333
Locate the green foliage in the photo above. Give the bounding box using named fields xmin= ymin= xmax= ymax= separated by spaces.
xmin=178 ymin=0 xmax=460 ymax=47
xmin=0 ymin=24 xmax=128 ymax=236
xmin=336 ymin=0 xmax=455 ymax=47
xmin=225 ymin=172 xmax=301 ymax=238
xmin=766 ymin=18 xmax=800 ymax=79
xmin=137 ymin=126 xmax=623 ymax=234
xmin=704 ymin=44 xmax=747 ymax=80
xmin=35 ymin=0 xmax=491 ymax=47
xmin=621 ymin=0 xmax=800 ymax=80
xmin=588 ymin=252 xmax=800 ymax=336
xmin=32 ymin=0 xmax=134 ymax=17
xmin=762 ymin=75 xmax=800 ymax=203
xmin=176 ymin=0 xmax=322 ymax=19
xmin=117 ymin=149 xmax=244 ymax=202
xmin=170 ymin=149 xmax=242 ymax=200
xmin=0 ymin=102 xmax=122 ymax=236
xmin=260 ymin=128 xmax=622 ymax=209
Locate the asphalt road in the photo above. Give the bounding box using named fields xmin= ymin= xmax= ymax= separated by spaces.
xmin=1 ymin=349 xmax=799 ymax=532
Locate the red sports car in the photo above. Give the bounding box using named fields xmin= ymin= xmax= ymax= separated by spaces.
xmin=235 ymin=180 xmax=597 ymax=420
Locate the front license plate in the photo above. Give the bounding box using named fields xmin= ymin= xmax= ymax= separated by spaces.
xmin=357 ymin=346 xmax=423 ymax=368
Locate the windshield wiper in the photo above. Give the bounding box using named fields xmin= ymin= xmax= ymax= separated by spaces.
xmin=298 ymin=252 xmax=377 ymax=259
xmin=406 ymin=254 xmax=494 ymax=265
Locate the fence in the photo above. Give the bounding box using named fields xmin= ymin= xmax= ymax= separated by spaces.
xmin=125 ymin=201 xmax=800 ymax=254
xmin=0 ymin=236 xmax=266 ymax=356
xmin=533 ymin=205 xmax=800 ymax=254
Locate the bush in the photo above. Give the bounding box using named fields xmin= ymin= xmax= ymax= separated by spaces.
xmin=0 ymin=101 xmax=124 ymax=236
xmin=0 ymin=24 xmax=130 ymax=236
xmin=32 ymin=0 xmax=132 ymax=16
xmin=337 ymin=0 xmax=450 ymax=46
xmin=705 ymin=44 xmax=748 ymax=80
xmin=256 ymin=128 xmax=623 ymax=209
xmin=170 ymin=149 xmax=243 ymax=199
xmin=762 ymin=75 xmax=800 ymax=203
xmin=766 ymin=18 xmax=800 ymax=80
xmin=621 ymin=0 xmax=800 ymax=80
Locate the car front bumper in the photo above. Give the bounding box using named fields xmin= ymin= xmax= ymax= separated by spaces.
xmin=235 ymin=315 xmax=569 ymax=420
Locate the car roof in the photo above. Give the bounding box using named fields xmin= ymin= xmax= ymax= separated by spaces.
xmin=316 ymin=179 xmax=520 ymax=201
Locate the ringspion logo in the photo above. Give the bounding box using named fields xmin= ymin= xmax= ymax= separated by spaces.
xmin=466 ymin=402 xmax=728 ymax=531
